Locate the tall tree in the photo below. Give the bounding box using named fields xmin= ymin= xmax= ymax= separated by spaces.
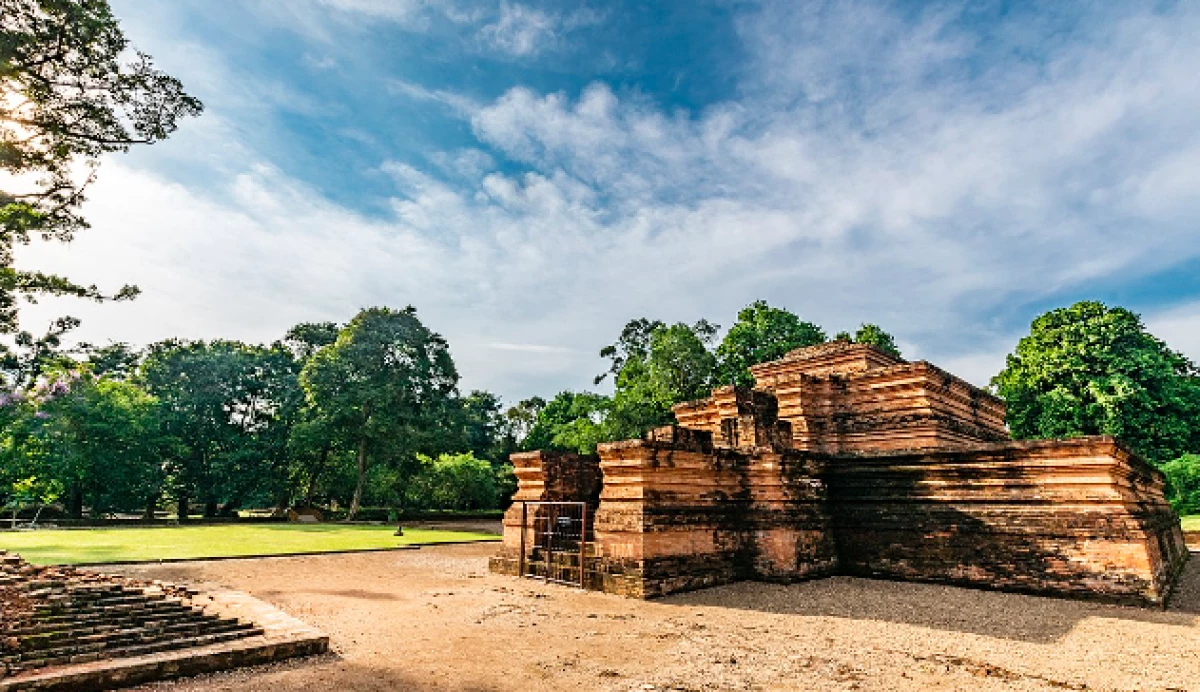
xmin=140 ymin=340 xmax=290 ymax=518
xmin=992 ymin=301 xmax=1200 ymax=464
xmin=1 ymin=0 xmax=202 ymax=341
xmin=300 ymin=307 xmax=459 ymax=519
xmin=605 ymin=320 xmax=719 ymax=440
xmin=33 ymin=372 xmax=161 ymax=518
xmin=521 ymin=391 xmax=611 ymax=455
xmin=715 ymin=301 xmax=826 ymax=386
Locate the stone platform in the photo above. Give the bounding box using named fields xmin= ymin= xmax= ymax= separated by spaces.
xmin=0 ymin=551 xmax=327 ymax=692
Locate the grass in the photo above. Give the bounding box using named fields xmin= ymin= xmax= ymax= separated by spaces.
xmin=0 ymin=524 xmax=499 ymax=565
xmin=1181 ymin=515 xmax=1200 ymax=532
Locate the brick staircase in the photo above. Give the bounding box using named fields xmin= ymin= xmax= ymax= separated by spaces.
xmin=0 ymin=551 xmax=262 ymax=679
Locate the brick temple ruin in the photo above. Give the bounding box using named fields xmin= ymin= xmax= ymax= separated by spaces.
xmin=490 ymin=342 xmax=1190 ymax=606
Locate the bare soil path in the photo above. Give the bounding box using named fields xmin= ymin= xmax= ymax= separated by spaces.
xmin=111 ymin=544 xmax=1200 ymax=692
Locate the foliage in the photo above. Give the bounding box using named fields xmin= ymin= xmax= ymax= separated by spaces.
xmin=1 ymin=0 xmax=201 ymax=340
xmin=1163 ymin=455 xmax=1200 ymax=516
xmin=301 ymin=307 xmax=459 ymax=519
xmin=850 ymin=324 xmax=901 ymax=358
xmin=715 ymin=301 xmax=826 ymax=386
xmin=405 ymin=452 xmax=498 ymax=511
xmin=140 ymin=340 xmax=298 ymax=518
xmin=992 ymin=301 xmax=1200 ymax=464
xmin=33 ymin=372 xmax=161 ymax=518
xmin=522 ymin=391 xmax=611 ymax=454
xmin=604 ymin=320 xmax=718 ymax=440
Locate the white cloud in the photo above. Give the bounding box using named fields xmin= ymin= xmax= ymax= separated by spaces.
xmin=1146 ymin=302 xmax=1200 ymax=365
xmin=477 ymin=3 xmax=602 ymax=57
xmin=15 ymin=2 xmax=1200 ymax=403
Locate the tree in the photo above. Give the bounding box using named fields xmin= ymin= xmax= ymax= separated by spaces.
xmin=605 ymin=320 xmax=718 ymax=440
xmin=715 ymin=301 xmax=826 ymax=386
xmin=405 ymin=452 xmax=498 ymax=511
xmin=503 ymin=396 xmax=545 ymax=448
xmin=140 ymin=340 xmax=294 ymax=519
xmin=851 ymin=323 xmax=901 ymax=358
xmin=34 ymin=372 xmax=161 ymax=518
xmin=1162 ymin=455 xmax=1200 ymax=516
xmin=300 ymin=307 xmax=459 ymax=520
xmin=991 ymin=301 xmax=1200 ymax=464
xmin=458 ymin=390 xmax=506 ymax=464
xmin=522 ymin=391 xmax=610 ymax=454
xmin=1 ymin=0 xmax=202 ymax=341
xmin=283 ymin=321 xmax=340 ymax=361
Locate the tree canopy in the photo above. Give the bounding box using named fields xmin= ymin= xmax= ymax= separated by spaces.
xmin=301 ymin=307 xmax=459 ymax=519
xmin=715 ymin=300 xmax=826 ymax=386
xmin=991 ymin=301 xmax=1200 ymax=464
xmin=1 ymin=0 xmax=201 ymax=345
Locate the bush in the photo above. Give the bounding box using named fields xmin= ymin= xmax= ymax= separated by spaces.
xmin=1162 ymin=454 xmax=1200 ymax=516
xmin=405 ymin=452 xmax=499 ymax=511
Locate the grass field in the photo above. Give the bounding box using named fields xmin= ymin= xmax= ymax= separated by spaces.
xmin=1182 ymin=515 xmax=1200 ymax=532
xmin=0 ymin=524 xmax=499 ymax=565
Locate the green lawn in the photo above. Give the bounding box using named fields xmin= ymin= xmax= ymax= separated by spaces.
xmin=0 ymin=524 xmax=499 ymax=565
xmin=1181 ymin=515 xmax=1200 ymax=532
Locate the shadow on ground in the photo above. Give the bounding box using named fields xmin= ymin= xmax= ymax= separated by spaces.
xmin=660 ymin=550 xmax=1200 ymax=644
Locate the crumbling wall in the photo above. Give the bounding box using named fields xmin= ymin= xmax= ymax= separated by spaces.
xmin=489 ymin=450 xmax=602 ymax=577
xmin=590 ymin=423 xmax=837 ymax=598
xmin=825 ymin=437 xmax=1189 ymax=605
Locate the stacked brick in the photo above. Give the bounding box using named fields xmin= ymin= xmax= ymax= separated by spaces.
xmin=0 ymin=551 xmax=261 ymax=680
xmin=492 ymin=342 xmax=1190 ymax=606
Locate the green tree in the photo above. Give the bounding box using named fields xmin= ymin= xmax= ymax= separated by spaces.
xmin=851 ymin=323 xmax=901 ymax=358
xmin=1162 ymin=454 xmax=1200 ymax=516
xmin=34 ymin=372 xmax=161 ymax=518
xmin=405 ymin=452 xmax=498 ymax=510
xmin=458 ymin=390 xmax=506 ymax=464
xmin=1 ymin=0 xmax=202 ymax=341
xmin=141 ymin=340 xmax=294 ymax=519
xmin=300 ymin=307 xmax=459 ymax=520
xmin=503 ymin=396 xmax=545 ymax=448
xmin=604 ymin=320 xmax=718 ymax=440
xmin=522 ymin=391 xmax=611 ymax=454
xmin=992 ymin=301 xmax=1200 ymax=464
xmin=715 ymin=301 xmax=826 ymax=386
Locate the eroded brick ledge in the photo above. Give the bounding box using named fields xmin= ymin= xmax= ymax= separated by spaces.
xmin=0 ymin=553 xmax=328 ymax=692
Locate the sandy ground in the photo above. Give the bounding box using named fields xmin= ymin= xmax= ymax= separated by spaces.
xmin=110 ymin=542 xmax=1200 ymax=692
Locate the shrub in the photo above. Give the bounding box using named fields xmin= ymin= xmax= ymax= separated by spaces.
xmin=1163 ymin=454 xmax=1200 ymax=516
xmin=405 ymin=452 xmax=499 ymax=511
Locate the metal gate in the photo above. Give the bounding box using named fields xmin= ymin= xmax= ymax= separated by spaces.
xmin=517 ymin=501 xmax=589 ymax=587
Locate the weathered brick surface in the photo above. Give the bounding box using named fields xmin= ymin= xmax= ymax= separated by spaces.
xmin=493 ymin=342 xmax=1189 ymax=606
xmin=0 ymin=553 xmax=327 ymax=691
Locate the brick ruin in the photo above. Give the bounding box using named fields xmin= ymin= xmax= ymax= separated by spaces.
xmin=490 ymin=342 xmax=1190 ymax=606
xmin=0 ymin=551 xmax=327 ymax=691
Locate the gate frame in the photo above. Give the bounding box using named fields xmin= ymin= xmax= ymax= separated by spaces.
xmin=516 ymin=500 xmax=589 ymax=588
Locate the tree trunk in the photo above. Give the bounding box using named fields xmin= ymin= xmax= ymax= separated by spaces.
xmin=304 ymin=446 xmax=331 ymax=508
xmin=348 ymin=437 xmax=368 ymax=521
xmin=177 ymin=493 xmax=189 ymax=522
xmin=67 ymin=487 xmax=84 ymax=521
xmin=143 ymin=496 xmax=158 ymax=522
xmin=203 ymin=500 xmax=218 ymax=518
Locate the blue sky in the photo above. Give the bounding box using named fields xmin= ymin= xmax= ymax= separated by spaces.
xmin=17 ymin=0 xmax=1200 ymax=402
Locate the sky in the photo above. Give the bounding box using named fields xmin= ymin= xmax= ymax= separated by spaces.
xmin=15 ymin=0 xmax=1200 ymax=403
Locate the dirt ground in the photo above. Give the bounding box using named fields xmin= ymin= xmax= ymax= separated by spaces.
xmin=112 ymin=542 xmax=1200 ymax=692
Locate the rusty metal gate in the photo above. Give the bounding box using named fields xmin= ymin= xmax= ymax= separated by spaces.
xmin=517 ymin=501 xmax=589 ymax=587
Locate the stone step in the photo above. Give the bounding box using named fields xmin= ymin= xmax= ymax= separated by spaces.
xmin=7 ymin=605 xmax=214 ymax=636
xmin=15 ymin=620 xmax=259 ymax=661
